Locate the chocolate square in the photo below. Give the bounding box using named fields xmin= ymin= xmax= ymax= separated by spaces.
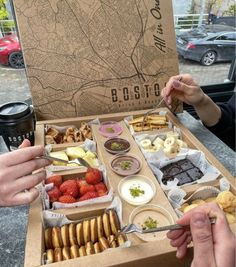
xmin=187 ymin=168 xmax=203 ymax=181
xmin=178 ymin=159 xmax=194 ymax=171
xmin=174 ymin=172 xmax=192 ymax=186
xmin=161 ymin=164 xmax=176 ymax=174
xmin=166 ymin=166 xmax=182 ymax=176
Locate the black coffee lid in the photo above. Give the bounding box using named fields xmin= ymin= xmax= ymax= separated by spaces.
xmin=0 ymin=101 xmax=30 ymax=120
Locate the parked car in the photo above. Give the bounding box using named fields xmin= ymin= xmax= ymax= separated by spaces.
xmin=0 ymin=34 xmax=24 ymax=68
xmin=185 ymin=24 xmax=236 ymax=35
xmin=213 ymin=16 xmax=236 ymax=28
xmin=176 ymin=29 xmax=236 ymax=66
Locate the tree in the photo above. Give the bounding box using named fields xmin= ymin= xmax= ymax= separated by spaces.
xmin=205 ymin=0 xmax=222 ymax=14
xmin=189 ymin=0 xmax=197 ymax=14
xmin=0 ymin=0 xmax=8 ymax=20
xmin=223 ymin=4 xmax=236 ymax=16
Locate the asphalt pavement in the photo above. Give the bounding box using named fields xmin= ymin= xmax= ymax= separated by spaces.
xmin=0 ymin=58 xmax=231 ymax=106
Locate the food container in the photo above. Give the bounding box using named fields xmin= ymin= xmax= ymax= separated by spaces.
xmin=118 ymin=175 xmax=156 ymax=206
xmin=24 ymin=108 xmax=235 ymax=267
xmin=109 ymin=154 xmax=142 ymax=176
xmin=98 ymin=121 xmax=123 ymax=138
xmin=129 ymin=204 xmax=174 ymax=241
xmin=104 ymin=137 xmax=131 ymax=154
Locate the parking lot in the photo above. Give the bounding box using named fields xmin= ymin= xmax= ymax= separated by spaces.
xmin=0 ymin=58 xmax=232 ymax=106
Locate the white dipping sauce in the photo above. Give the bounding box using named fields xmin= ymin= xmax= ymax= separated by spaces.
xmin=120 ymin=179 xmax=154 ymax=205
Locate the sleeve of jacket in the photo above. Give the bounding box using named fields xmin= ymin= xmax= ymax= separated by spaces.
xmin=206 ymin=93 xmax=235 ymax=135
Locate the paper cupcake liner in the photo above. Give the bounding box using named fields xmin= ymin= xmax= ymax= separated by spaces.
xmin=175 ymin=186 xmax=221 ymax=217
xmin=184 ymin=186 xmax=221 ymax=204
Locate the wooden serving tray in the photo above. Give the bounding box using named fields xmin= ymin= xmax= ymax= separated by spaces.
xmin=24 ymin=109 xmax=235 ymax=267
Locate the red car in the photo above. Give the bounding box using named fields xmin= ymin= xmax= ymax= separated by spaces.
xmin=0 ymin=34 xmax=24 ymax=68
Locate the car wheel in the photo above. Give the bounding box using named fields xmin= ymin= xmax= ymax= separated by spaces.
xmin=201 ymin=51 xmax=217 ymax=66
xmin=8 ymin=52 xmax=25 ymax=69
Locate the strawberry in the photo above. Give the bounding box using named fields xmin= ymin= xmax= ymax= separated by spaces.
xmin=79 ymin=183 xmax=96 ymax=196
xmin=45 ymin=175 xmax=63 ymax=188
xmin=60 ymin=180 xmax=79 ymax=198
xmin=85 ymin=168 xmax=102 ymax=185
xmin=95 ymin=182 xmax=108 ymax=197
xmin=79 ymin=191 xmax=98 ymax=201
xmin=59 ymin=195 xmax=76 ymax=203
xmin=95 ymin=182 xmax=107 ymax=193
xmin=76 ymin=178 xmax=87 ymax=189
xmin=47 ymin=187 xmax=62 ymax=202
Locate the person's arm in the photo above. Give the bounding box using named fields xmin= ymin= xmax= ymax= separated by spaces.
xmin=161 ymin=74 xmax=222 ymax=126
xmin=167 ymin=203 xmax=235 ymax=267
xmin=192 ymin=93 xmax=222 ymax=127
xmin=0 ymin=140 xmax=51 ymax=206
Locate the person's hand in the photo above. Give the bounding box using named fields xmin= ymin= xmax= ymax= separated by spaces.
xmin=0 ymin=140 xmax=51 ymax=206
xmin=161 ymin=74 xmax=206 ymax=107
xmin=167 ymin=203 xmax=235 ymax=267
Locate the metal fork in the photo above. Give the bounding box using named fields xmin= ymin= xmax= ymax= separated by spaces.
xmin=141 ymin=98 xmax=166 ymax=130
xmin=43 ymin=155 xmax=91 ymax=168
xmin=141 ymin=76 xmax=183 ymax=130
xmin=121 ymin=218 xmax=216 ymax=234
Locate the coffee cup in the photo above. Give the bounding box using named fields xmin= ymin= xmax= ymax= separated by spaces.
xmin=0 ymin=101 xmax=35 ymax=150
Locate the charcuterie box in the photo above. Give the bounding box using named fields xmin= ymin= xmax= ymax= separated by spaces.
xmin=24 ymin=108 xmax=235 ymax=267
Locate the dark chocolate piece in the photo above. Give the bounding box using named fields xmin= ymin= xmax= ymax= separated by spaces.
xmin=187 ymin=168 xmax=203 ymax=181
xmin=174 ymin=173 xmax=192 ymax=186
xmin=160 ymin=158 xmax=203 ymax=186
xmin=178 ymin=159 xmax=194 ymax=171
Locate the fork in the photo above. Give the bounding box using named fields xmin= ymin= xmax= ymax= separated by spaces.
xmin=120 ymin=218 xmax=216 ymax=234
xmin=43 ymin=155 xmax=91 ymax=168
xmin=141 ymin=76 xmax=183 ymax=130
xmin=141 ymin=98 xmax=166 ymax=130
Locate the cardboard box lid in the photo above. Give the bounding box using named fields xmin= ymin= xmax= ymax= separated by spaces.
xmin=13 ymin=0 xmax=181 ymax=120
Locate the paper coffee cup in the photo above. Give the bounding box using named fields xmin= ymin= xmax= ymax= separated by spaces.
xmin=0 ymin=101 xmax=35 ymax=150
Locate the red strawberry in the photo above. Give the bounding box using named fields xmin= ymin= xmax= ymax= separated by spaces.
xmin=60 ymin=180 xmax=79 ymax=198
xmin=80 ymin=183 xmax=96 ymax=196
xmin=59 ymin=195 xmax=76 ymax=203
xmin=47 ymin=187 xmax=62 ymax=202
xmin=95 ymin=182 xmax=108 ymax=197
xmin=79 ymin=191 xmax=98 ymax=201
xmin=85 ymin=168 xmax=102 ymax=185
xmin=76 ymin=178 xmax=87 ymax=188
xmin=95 ymin=182 xmax=107 ymax=193
xmin=45 ymin=175 xmax=63 ymax=188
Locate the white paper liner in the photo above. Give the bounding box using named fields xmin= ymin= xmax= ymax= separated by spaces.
xmin=168 ymin=177 xmax=231 ymax=217
xmin=219 ymin=177 xmax=231 ymax=191
xmin=123 ymin=110 xmax=172 ymax=136
xmin=134 ymin=126 xmax=183 ymax=155
xmin=42 ymin=165 xmax=113 ymax=210
xmin=41 ymin=196 xmax=131 ymax=265
xmin=148 ymin=149 xmax=221 ymax=190
xmin=45 ymin=139 xmax=100 ymax=172
xmin=88 ymin=118 xmax=100 ymax=126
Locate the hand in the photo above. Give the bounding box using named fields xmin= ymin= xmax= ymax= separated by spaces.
xmin=0 ymin=140 xmax=51 ymax=206
xmin=167 ymin=203 xmax=235 ymax=267
xmin=161 ymin=74 xmax=206 ymax=107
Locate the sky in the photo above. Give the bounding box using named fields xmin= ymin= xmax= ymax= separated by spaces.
xmin=172 ymin=0 xmax=192 ymax=15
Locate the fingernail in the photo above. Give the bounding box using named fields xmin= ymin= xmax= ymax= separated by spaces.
xmin=192 ymin=212 xmax=207 ymax=227
xmin=173 ymin=80 xmax=180 ymax=88
xmin=176 ymin=250 xmax=181 ymax=258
